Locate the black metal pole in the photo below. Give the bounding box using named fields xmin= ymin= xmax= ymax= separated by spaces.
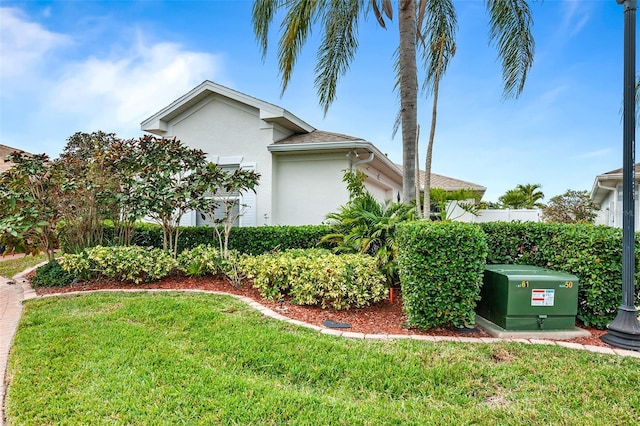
xmin=602 ymin=0 xmax=640 ymax=350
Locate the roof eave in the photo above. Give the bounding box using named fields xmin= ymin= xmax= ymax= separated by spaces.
xmin=140 ymin=80 xmax=315 ymax=135
xmin=268 ymin=140 xmax=403 ymax=181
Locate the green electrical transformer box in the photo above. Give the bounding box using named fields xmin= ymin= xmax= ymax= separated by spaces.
xmin=476 ymin=264 xmax=579 ymax=331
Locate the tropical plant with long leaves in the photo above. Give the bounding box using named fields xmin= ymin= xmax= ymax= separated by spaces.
xmin=252 ymin=0 xmax=536 ymax=206
xmin=498 ymin=183 xmax=545 ymax=209
xmin=322 ymin=191 xmax=416 ymax=286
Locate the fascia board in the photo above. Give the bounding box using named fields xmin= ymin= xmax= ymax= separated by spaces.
xmin=268 ymin=141 xmax=403 ymax=182
xmin=141 ymin=80 xmax=314 ymax=134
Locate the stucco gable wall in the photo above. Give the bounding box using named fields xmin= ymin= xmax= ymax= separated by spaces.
xmin=166 ymin=94 xmax=284 ymax=226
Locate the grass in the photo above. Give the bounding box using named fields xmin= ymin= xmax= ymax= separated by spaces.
xmin=6 ymin=292 xmax=640 ymax=425
xmin=0 ymin=252 xmax=48 ymax=278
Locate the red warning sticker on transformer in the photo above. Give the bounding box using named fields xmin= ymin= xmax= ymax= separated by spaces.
xmin=531 ymin=289 xmax=555 ymax=306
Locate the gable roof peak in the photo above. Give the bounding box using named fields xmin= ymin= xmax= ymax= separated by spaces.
xmin=140 ymin=80 xmax=315 ymax=135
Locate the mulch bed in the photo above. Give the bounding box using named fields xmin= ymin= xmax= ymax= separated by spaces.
xmin=33 ymin=274 xmax=609 ymax=347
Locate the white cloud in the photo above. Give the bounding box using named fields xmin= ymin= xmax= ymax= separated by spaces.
xmin=47 ymin=34 xmax=223 ymax=137
xmin=576 ymin=148 xmax=612 ymax=159
xmin=561 ymin=0 xmax=591 ymax=38
xmin=0 ymin=7 xmax=70 ymax=78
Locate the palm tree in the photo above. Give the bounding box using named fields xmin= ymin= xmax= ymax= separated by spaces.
xmin=252 ymin=0 xmax=535 ymax=204
xmin=516 ymin=183 xmax=545 ymax=208
xmin=498 ymin=183 xmax=544 ymax=209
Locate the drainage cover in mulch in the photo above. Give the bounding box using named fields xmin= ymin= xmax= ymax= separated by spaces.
xmin=323 ymin=319 xmax=352 ymax=329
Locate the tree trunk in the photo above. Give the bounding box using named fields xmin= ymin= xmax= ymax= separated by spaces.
xmin=415 ymin=125 xmax=421 ymax=213
xmin=398 ymin=0 xmax=418 ymax=203
xmin=423 ymin=39 xmax=445 ymax=220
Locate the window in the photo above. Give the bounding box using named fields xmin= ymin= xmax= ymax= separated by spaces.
xmin=196 ymin=164 xmax=241 ymax=227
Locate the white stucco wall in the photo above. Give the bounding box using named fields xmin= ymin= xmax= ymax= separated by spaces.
xmin=273 ymin=153 xmax=351 ymax=225
xmin=162 ymin=93 xmax=294 ymax=226
xmin=359 ymin=165 xmax=401 ymax=203
xmin=594 ymin=185 xmax=640 ymax=228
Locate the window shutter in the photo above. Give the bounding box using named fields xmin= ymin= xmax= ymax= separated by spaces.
xmin=239 ymin=162 xmax=257 ymax=227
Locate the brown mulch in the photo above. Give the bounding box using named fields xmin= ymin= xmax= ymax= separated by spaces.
xmin=32 ymin=274 xmax=609 ymax=347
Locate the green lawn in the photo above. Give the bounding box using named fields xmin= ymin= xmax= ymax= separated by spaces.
xmin=0 ymin=253 xmax=47 ymax=278
xmin=7 ymin=292 xmax=640 ymax=425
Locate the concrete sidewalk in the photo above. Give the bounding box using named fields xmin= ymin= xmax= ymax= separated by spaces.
xmin=0 ymin=277 xmax=24 ymax=426
xmin=0 ymin=266 xmax=39 ymax=426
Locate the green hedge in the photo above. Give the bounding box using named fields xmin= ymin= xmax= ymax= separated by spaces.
xmin=479 ymin=222 xmax=640 ymax=329
xmin=240 ymin=249 xmax=388 ymax=310
xmin=60 ymin=222 xmax=334 ymax=255
xmin=59 ymin=245 xmax=176 ymax=284
xmin=397 ymin=222 xmax=488 ymax=329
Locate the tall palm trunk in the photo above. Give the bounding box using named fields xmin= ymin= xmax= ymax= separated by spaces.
xmin=398 ymin=0 xmax=418 ymax=203
xmin=423 ymin=38 xmax=445 ymax=219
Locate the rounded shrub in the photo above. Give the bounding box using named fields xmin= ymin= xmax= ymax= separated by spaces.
xmin=240 ymin=249 xmax=387 ymax=309
xmin=31 ymin=260 xmax=76 ymax=288
xmin=177 ymin=244 xmax=223 ymax=277
xmin=397 ymin=221 xmax=488 ymax=329
xmin=59 ymin=245 xmax=176 ymax=284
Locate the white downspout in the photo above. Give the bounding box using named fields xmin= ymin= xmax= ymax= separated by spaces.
xmin=351 ymin=152 xmax=374 ymax=171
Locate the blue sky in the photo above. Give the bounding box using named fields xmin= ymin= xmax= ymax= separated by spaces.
xmin=0 ymin=0 xmax=634 ymax=202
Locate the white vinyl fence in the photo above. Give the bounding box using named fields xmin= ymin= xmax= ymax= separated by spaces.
xmin=447 ymin=201 xmax=542 ymax=223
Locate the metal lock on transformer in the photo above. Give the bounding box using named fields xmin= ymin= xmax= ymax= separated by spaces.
xmin=476 ymin=265 xmax=579 ymax=331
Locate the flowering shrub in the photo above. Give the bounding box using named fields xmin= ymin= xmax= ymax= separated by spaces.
xmin=59 ymin=245 xmax=176 ymax=284
xmin=240 ymin=249 xmax=387 ymax=310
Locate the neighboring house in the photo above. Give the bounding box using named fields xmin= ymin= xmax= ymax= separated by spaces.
xmin=0 ymin=144 xmax=28 ymax=173
xmin=141 ymin=81 xmax=484 ymax=226
xmin=591 ymin=163 xmax=640 ymax=228
xmin=416 ymin=169 xmax=486 ymax=199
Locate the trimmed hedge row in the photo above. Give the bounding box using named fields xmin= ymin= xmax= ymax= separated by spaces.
xmin=480 ymin=222 xmax=640 ymax=329
xmin=60 ymin=222 xmax=335 ymax=255
xmin=240 ymin=248 xmax=388 ymax=310
xmin=397 ymin=222 xmax=488 ymax=329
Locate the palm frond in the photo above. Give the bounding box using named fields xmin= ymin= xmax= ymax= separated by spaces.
xmin=419 ymin=0 xmax=457 ymax=94
xmin=315 ymin=0 xmax=362 ymax=113
xmin=371 ymin=0 xmax=387 ymax=28
xmin=252 ymin=0 xmax=281 ymax=60
xmin=486 ymin=0 xmax=535 ymax=99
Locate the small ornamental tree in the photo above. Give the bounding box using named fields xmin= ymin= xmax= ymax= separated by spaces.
xmin=57 ymin=131 xmax=123 ymax=252
xmin=192 ymin=162 xmax=260 ymax=258
xmin=0 ymin=153 xmax=62 ymax=260
xmin=104 ymin=137 xmax=147 ymax=246
xmin=543 ymin=190 xmax=598 ymax=224
xmin=134 ymin=135 xmax=208 ymax=257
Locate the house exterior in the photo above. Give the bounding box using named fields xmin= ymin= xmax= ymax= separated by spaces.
xmin=141 ymin=81 xmax=404 ymax=226
xmin=417 ymin=169 xmax=486 ymax=199
xmin=590 ymin=163 xmax=640 ymax=228
xmin=0 ymin=144 xmax=28 ymax=173
xmin=141 ymin=81 xmax=485 ymax=226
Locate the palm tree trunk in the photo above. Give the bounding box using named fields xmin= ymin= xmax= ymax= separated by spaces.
xmin=415 ymin=125 xmax=420 ymax=213
xmin=398 ymin=0 xmax=417 ymax=203
xmin=423 ymin=38 xmax=445 ymax=220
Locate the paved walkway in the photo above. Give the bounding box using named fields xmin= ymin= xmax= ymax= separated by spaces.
xmin=2 ymin=269 xmax=640 ymax=425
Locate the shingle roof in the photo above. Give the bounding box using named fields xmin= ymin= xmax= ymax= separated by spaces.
xmin=601 ymin=163 xmax=640 ymax=175
xmin=274 ymin=130 xmax=365 ymax=145
xmin=0 ymin=144 xmax=28 ymax=173
xmin=411 ymin=168 xmax=486 ymax=193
